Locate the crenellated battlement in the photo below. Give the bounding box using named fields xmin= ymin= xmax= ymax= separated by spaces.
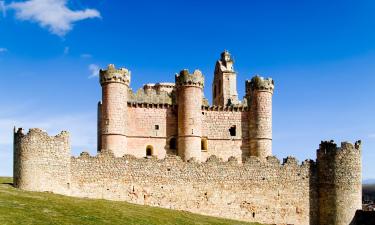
xmin=128 ymin=86 xmax=176 ymax=105
xmin=14 ymin=127 xmax=69 ymax=143
xmin=72 ymin=150 xmax=316 ymax=170
xmin=317 ymin=140 xmax=361 ymax=156
xmin=246 ymin=75 xmax=274 ymax=94
xmin=99 ymin=64 xmax=131 ymax=86
xmin=175 ymin=69 xmax=204 ymax=88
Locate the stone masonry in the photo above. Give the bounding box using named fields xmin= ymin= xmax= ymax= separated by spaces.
xmin=13 ymin=51 xmax=362 ymax=225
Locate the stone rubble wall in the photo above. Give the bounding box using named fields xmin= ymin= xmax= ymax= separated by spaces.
xmin=70 ymin=153 xmax=318 ymax=225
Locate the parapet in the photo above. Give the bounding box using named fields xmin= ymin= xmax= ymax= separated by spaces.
xmin=246 ymin=75 xmax=274 ymax=93
xmin=99 ymin=64 xmax=131 ymax=86
xmin=14 ymin=127 xmax=69 ymax=141
xmin=317 ymin=140 xmax=361 ymax=156
xmin=175 ymin=69 xmax=204 ymax=88
xmin=128 ymin=86 xmax=176 ymax=105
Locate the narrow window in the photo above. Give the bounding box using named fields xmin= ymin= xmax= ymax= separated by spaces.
xmin=155 ymin=125 xmax=159 ymax=130
xmin=201 ymin=138 xmax=208 ymax=151
xmin=146 ymin=145 xmax=153 ymax=157
xmin=169 ymin=137 xmax=177 ymax=150
xmin=229 ymin=125 xmax=236 ymax=136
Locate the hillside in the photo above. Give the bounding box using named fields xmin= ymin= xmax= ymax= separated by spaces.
xmin=0 ymin=177 xmax=261 ymax=225
xmin=363 ymin=184 xmax=375 ymax=202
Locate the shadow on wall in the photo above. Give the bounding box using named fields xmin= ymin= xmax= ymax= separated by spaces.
xmin=349 ymin=210 xmax=375 ymax=225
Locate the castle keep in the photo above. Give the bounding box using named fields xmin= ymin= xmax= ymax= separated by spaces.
xmin=13 ymin=51 xmax=362 ymax=225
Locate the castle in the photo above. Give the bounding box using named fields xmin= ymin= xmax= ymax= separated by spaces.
xmin=13 ymin=51 xmax=362 ymax=225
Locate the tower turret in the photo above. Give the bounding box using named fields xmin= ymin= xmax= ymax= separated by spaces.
xmin=99 ymin=64 xmax=130 ymax=157
xmin=317 ymin=140 xmax=362 ymax=225
xmin=212 ymin=50 xmax=239 ymax=106
xmin=246 ymin=75 xmax=274 ymax=158
xmin=175 ymin=69 xmax=204 ymax=161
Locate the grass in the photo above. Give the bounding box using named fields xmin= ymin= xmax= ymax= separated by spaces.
xmin=0 ymin=177 xmax=261 ymax=225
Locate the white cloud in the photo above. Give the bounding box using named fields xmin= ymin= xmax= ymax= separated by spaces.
xmin=8 ymin=0 xmax=101 ymax=36
xmin=0 ymin=47 xmax=8 ymax=53
xmin=88 ymin=63 xmax=99 ymax=78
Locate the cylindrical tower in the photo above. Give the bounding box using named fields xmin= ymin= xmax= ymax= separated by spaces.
xmin=246 ymin=75 xmax=274 ymax=158
xmin=317 ymin=140 xmax=362 ymax=225
xmin=175 ymin=69 xmax=204 ymax=161
xmin=13 ymin=128 xmax=71 ymax=195
xmin=99 ymin=64 xmax=130 ymax=157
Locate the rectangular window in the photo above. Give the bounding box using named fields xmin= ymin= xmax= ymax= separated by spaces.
xmin=229 ymin=125 xmax=236 ymax=136
xmin=155 ymin=125 xmax=159 ymax=130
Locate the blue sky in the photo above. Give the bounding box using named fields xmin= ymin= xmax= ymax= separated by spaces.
xmin=0 ymin=0 xmax=374 ymax=179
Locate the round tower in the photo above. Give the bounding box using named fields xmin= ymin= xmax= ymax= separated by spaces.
xmin=246 ymin=75 xmax=274 ymax=158
xmin=99 ymin=64 xmax=130 ymax=157
xmin=13 ymin=128 xmax=71 ymax=195
xmin=175 ymin=69 xmax=204 ymax=161
xmin=317 ymin=140 xmax=362 ymax=225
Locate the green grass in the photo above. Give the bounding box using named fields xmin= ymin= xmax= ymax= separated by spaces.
xmin=0 ymin=177 xmax=261 ymax=225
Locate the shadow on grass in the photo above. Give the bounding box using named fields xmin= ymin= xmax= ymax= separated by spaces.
xmin=2 ymin=182 xmax=13 ymax=186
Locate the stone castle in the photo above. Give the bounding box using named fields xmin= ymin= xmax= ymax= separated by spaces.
xmin=13 ymin=51 xmax=362 ymax=225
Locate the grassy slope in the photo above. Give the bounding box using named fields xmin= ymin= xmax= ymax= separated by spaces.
xmin=0 ymin=177 xmax=261 ymax=225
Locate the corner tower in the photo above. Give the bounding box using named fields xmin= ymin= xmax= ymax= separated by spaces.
xmin=99 ymin=64 xmax=130 ymax=157
xmin=246 ymin=76 xmax=274 ymax=158
xmin=317 ymin=140 xmax=362 ymax=225
xmin=212 ymin=50 xmax=239 ymax=106
xmin=175 ymin=69 xmax=204 ymax=161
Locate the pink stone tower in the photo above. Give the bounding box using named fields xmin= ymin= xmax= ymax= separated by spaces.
xmin=246 ymin=76 xmax=274 ymax=158
xmin=99 ymin=64 xmax=130 ymax=157
xmin=175 ymin=69 xmax=205 ymax=161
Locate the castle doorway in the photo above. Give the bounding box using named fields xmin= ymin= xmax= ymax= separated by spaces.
xmin=146 ymin=145 xmax=153 ymax=157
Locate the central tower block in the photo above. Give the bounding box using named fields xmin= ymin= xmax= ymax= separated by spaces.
xmin=246 ymin=76 xmax=274 ymax=158
xmin=212 ymin=50 xmax=239 ymax=106
xmin=175 ymin=69 xmax=204 ymax=161
xmin=99 ymin=64 xmax=130 ymax=157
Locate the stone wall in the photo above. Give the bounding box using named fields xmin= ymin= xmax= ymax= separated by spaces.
xmin=70 ymin=153 xmax=318 ymax=225
xmin=202 ymin=108 xmax=249 ymax=161
xmin=14 ymin=128 xmax=363 ymax=225
xmin=126 ymin=105 xmax=177 ymax=158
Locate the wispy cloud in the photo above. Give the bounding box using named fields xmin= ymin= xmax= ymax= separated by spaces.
xmin=88 ymin=63 xmax=99 ymax=78
xmin=7 ymin=0 xmax=101 ymax=36
xmin=0 ymin=47 xmax=8 ymax=53
xmin=80 ymin=53 xmax=92 ymax=58
xmin=368 ymin=133 xmax=375 ymax=139
xmin=0 ymin=1 xmax=6 ymax=17
xmin=63 ymin=46 xmax=69 ymax=55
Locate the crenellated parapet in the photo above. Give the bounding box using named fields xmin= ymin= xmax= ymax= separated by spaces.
xmin=128 ymin=83 xmax=176 ymax=105
xmin=175 ymin=69 xmax=204 ymax=88
xmin=99 ymin=64 xmax=131 ymax=86
xmin=246 ymin=75 xmax=274 ymax=94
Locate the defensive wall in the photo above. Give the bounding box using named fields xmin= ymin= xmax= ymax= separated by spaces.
xmin=13 ymin=128 xmax=361 ymax=225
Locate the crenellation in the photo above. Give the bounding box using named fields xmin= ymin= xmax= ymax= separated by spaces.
xmin=13 ymin=51 xmax=362 ymax=225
